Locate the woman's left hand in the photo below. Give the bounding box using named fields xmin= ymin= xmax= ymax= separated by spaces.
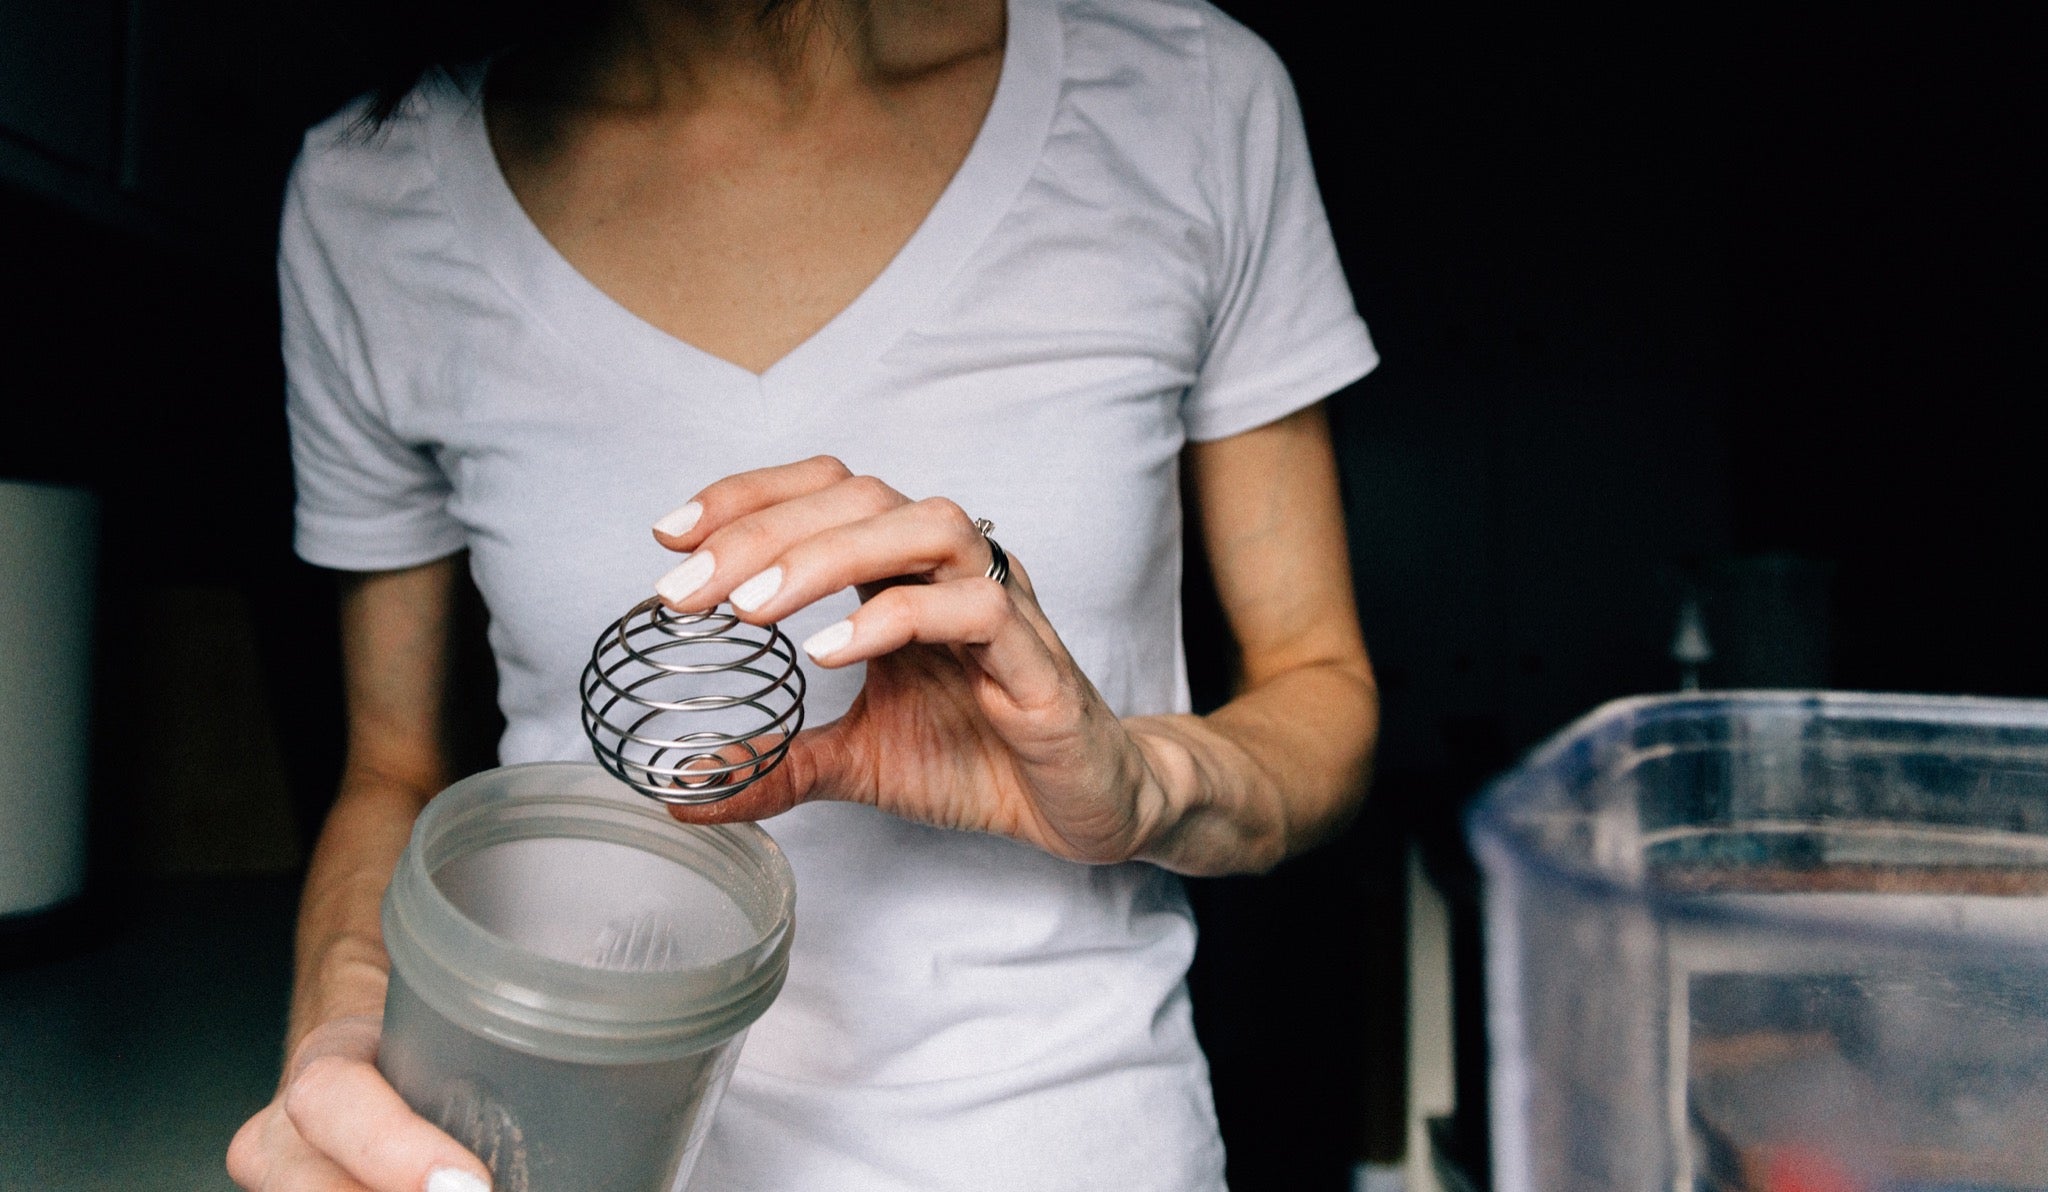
xmin=647 ymin=454 xmax=1168 ymax=863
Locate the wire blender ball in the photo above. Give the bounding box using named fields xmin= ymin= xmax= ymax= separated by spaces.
xmin=580 ymin=596 xmax=807 ymax=804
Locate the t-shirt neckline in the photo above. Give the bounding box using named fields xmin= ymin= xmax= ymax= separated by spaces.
xmin=430 ymin=0 xmax=1062 ymax=407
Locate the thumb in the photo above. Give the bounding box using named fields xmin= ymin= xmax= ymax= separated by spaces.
xmin=663 ymin=722 xmax=848 ymax=826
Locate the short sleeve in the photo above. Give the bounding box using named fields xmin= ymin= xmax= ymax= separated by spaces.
xmin=1183 ymin=16 xmax=1378 ymax=442
xmin=280 ymin=155 xmax=466 ymax=571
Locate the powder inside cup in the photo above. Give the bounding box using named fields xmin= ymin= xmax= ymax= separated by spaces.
xmin=433 ymin=836 xmax=756 ymax=971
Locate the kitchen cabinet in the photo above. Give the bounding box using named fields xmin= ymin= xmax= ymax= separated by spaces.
xmin=1 ymin=0 xmax=382 ymax=258
xmin=0 ymin=0 xmax=123 ymax=175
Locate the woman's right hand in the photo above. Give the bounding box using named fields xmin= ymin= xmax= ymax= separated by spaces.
xmin=227 ymin=1014 xmax=492 ymax=1192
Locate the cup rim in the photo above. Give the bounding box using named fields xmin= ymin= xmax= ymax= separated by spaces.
xmin=1467 ymin=690 xmax=2048 ymax=958
xmin=383 ymin=761 xmax=795 ymax=1063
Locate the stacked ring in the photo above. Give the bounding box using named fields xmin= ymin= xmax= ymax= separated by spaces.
xmin=972 ymin=518 xmax=1011 ymax=586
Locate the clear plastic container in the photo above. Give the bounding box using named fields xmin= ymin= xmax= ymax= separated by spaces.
xmin=379 ymin=762 xmax=794 ymax=1191
xmin=1469 ymin=692 xmax=2048 ymax=1192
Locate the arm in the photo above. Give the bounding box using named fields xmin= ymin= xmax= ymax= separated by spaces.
xmin=289 ymin=559 xmax=459 ymax=1047
xmin=1125 ymin=402 xmax=1378 ymax=874
xmin=228 ymin=557 xmax=494 ymax=1192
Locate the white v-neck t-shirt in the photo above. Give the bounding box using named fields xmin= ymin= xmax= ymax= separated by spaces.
xmin=283 ymin=0 xmax=1376 ymax=1186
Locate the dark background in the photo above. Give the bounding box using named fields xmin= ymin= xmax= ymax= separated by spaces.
xmin=2 ymin=2 xmax=2037 ymax=1188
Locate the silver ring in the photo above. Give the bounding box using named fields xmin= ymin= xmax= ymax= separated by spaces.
xmin=972 ymin=518 xmax=1010 ymax=586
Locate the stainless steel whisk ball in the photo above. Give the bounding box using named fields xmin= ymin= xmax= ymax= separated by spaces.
xmin=580 ymin=596 xmax=807 ymax=804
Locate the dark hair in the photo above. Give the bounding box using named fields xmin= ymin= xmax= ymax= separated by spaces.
xmin=360 ymin=0 xmax=575 ymax=126
xmin=360 ymin=0 xmax=821 ymax=128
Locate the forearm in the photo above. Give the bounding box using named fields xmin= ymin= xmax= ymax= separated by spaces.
xmin=233 ymin=561 xmax=480 ymax=1191
xmin=285 ymin=559 xmax=460 ymax=1060
xmin=285 ymin=769 xmax=441 ymax=1058
xmin=1127 ymin=656 xmax=1378 ymax=876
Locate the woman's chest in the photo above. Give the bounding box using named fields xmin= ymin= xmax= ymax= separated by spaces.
xmin=403 ymin=153 xmax=1221 ymax=550
xmin=385 ymin=137 xmax=1224 ymax=690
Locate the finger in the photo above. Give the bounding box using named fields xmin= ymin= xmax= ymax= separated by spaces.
xmin=804 ymin=578 xmax=1067 ymax=710
xmin=650 ymin=455 xmax=856 ymax=550
xmin=666 ymin=726 xmax=831 ymax=826
xmin=266 ymin=1146 xmax=376 ymax=1192
xmin=982 ymin=555 xmax=1071 ymax=665
xmin=227 ymin=1106 xmax=275 ymax=1188
xmin=228 ymin=1104 xmax=375 ymax=1192
xmin=284 ymin=1055 xmax=492 ymax=1192
xmin=655 ymin=474 xmax=908 ymax=611
xmin=654 ymin=735 xmax=795 ymax=803
xmin=717 ymin=496 xmax=997 ymax=623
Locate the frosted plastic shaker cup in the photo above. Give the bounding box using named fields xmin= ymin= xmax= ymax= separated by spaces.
xmin=378 ymin=762 xmax=794 ymax=1190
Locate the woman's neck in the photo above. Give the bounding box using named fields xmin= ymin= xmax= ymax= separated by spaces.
xmin=608 ymin=0 xmax=872 ymax=112
xmin=499 ymin=0 xmax=1001 ymax=120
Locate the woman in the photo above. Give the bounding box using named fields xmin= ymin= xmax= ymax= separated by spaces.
xmin=229 ymin=0 xmax=1379 ymax=1188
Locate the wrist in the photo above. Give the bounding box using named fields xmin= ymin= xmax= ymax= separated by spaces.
xmin=1124 ymin=717 xmax=1287 ymax=875
xmin=287 ymin=942 xmax=391 ymax=1057
xmin=1123 ymin=722 xmax=1198 ymax=862
xmin=286 ymin=1013 xmax=383 ymax=1072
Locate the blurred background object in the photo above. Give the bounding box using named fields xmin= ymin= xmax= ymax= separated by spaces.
xmin=0 ymin=481 xmax=97 ymax=922
xmin=1 ymin=2 xmax=2035 ymax=1189
xmin=1471 ymin=692 xmax=2048 ymax=1192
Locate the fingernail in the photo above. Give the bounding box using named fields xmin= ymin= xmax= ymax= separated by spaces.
xmin=656 ymin=551 xmax=715 ymax=605
xmin=426 ymin=1169 xmax=490 ymax=1192
xmin=802 ymin=619 xmax=854 ymax=660
xmin=653 ymin=501 xmax=702 ymax=538
xmin=729 ymin=566 xmax=783 ymax=612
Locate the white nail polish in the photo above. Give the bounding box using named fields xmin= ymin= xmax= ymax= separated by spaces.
xmin=652 ymin=501 xmax=702 ymax=538
xmin=656 ymin=551 xmax=715 ymax=604
xmin=802 ymin=619 xmax=854 ymax=660
xmin=426 ymin=1169 xmax=491 ymax=1192
xmin=729 ymin=566 xmax=783 ymax=612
